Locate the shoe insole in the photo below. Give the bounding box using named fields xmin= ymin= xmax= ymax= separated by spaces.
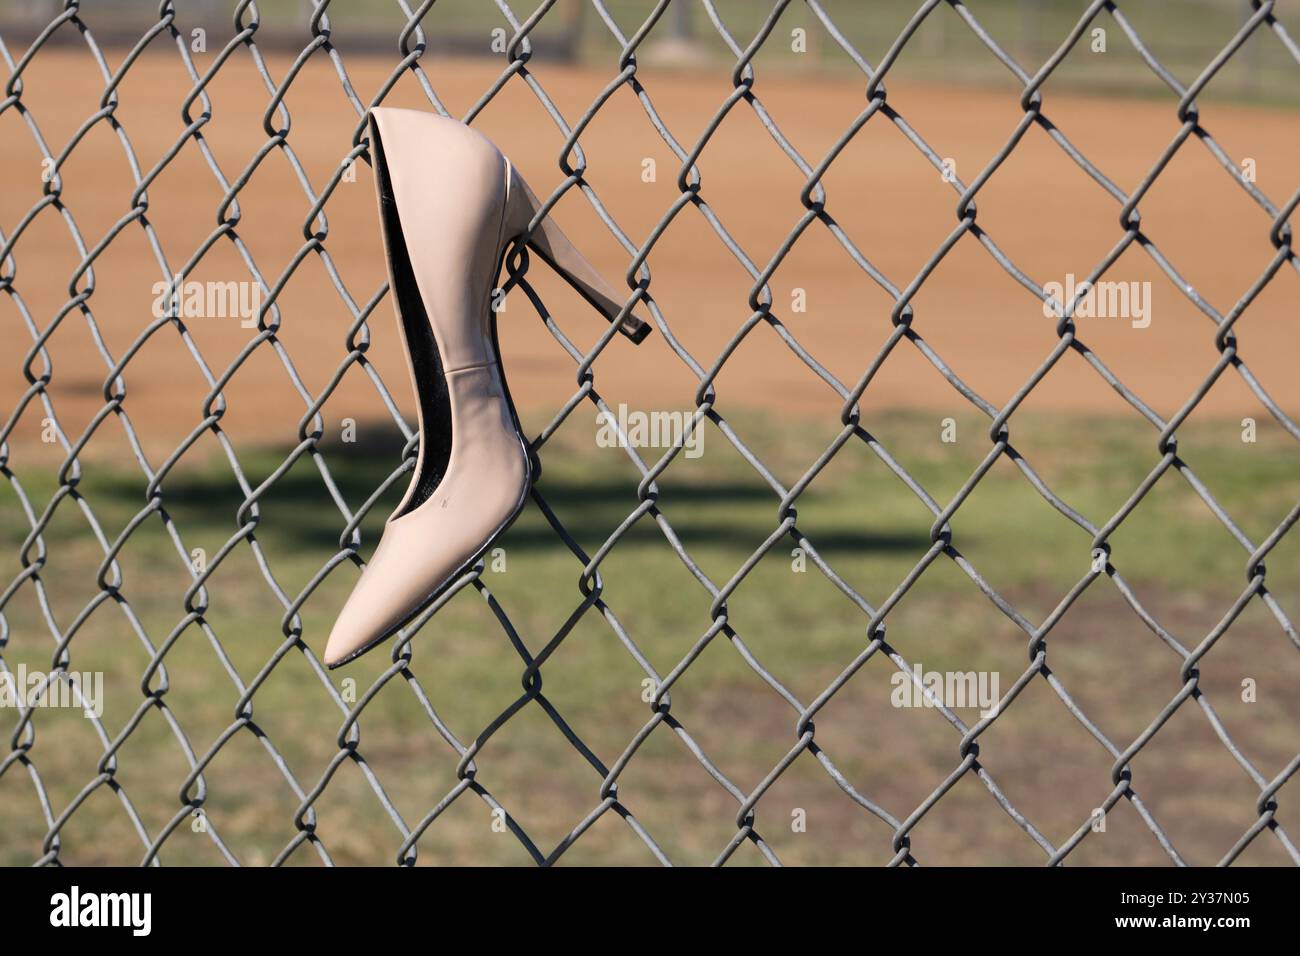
xmin=371 ymin=121 xmax=454 ymax=516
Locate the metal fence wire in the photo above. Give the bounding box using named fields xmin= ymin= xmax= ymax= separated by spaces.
xmin=1 ymin=0 xmax=1299 ymax=867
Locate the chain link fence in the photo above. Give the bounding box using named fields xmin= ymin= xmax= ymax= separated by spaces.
xmin=1 ymin=0 xmax=1298 ymax=866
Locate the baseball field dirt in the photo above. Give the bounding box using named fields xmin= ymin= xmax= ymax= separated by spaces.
xmin=1 ymin=50 xmax=1296 ymax=460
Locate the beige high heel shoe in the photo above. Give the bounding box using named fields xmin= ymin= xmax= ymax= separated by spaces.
xmin=324 ymin=107 xmax=650 ymax=669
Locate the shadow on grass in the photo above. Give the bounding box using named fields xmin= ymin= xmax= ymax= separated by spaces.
xmin=77 ymin=421 xmax=929 ymax=556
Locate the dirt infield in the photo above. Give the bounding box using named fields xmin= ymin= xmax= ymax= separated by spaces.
xmin=2 ymin=50 xmax=1297 ymax=455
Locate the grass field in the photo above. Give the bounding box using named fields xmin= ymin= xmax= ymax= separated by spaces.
xmin=1 ymin=408 xmax=1297 ymax=865
xmin=17 ymin=1 xmax=1297 ymax=105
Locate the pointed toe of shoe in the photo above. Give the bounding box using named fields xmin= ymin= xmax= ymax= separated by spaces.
xmin=324 ymin=580 xmax=391 ymax=669
xmin=323 ymin=524 xmax=427 ymax=668
xmin=322 ymin=491 xmax=516 ymax=668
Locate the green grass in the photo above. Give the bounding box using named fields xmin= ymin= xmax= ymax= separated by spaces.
xmin=48 ymin=0 xmax=1300 ymax=107
xmin=580 ymin=0 xmax=1300 ymax=106
xmin=1 ymin=408 xmax=1298 ymax=865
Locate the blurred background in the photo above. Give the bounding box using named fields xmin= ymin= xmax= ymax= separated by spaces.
xmin=6 ymin=0 xmax=1300 ymax=102
xmin=0 ymin=0 xmax=1297 ymax=866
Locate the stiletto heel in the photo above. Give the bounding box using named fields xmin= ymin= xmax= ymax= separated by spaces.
xmin=503 ymin=167 xmax=652 ymax=344
xmin=323 ymin=107 xmax=650 ymax=669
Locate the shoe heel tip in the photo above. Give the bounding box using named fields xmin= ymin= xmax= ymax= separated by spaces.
xmin=623 ymin=321 xmax=652 ymax=345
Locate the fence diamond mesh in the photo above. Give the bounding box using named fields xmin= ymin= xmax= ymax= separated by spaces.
xmin=0 ymin=0 xmax=1298 ymax=867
